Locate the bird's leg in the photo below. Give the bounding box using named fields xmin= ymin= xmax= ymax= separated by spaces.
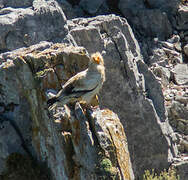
xmin=90 ymin=95 xmax=100 ymax=110
xmin=79 ymin=101 xmax=91 ymax=113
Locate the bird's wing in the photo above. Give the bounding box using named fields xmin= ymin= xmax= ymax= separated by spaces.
xmin=67 ymin=70 xmax=100 ymax=92
xmin=56 ymin=69 xmax=100 ymax=99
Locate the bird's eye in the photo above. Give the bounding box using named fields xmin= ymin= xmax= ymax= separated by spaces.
xmin=93 ymin=56 xmax=100 ymax=64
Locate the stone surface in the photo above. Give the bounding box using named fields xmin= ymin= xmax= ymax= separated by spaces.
xmin=90 ymin=108 xmax=134 ymax=179
xmin=0 ymin=0 xmax=187 ymax=177
xmin=0 ymin=117 xmax=26 ymax=173
xmin=0 ymin=0 xmax=68 ymax=52
xmin=68 ymin=15 xmax=177 ymax=177
xmin=184 ymin=44 xmax=188 ymax=57
xmin=79 ymin=0 xmax=105 ymax=14
xmin=69 ymin=104 xmax=134 ymax=179
xmin=146 ymin=0 xmax=179 ymax=12
xmin=57 ymin=0 xmax=84 ymax=19
xmin=173 ymin=64 xmax=188 ymax=85
xmin=0 ymin=0 xmax=33 ymax=8
xmin=118 ymin=1 xmax=172 ymax=40
xmin=173 ymin=161 xmax=188 ymax=180
xmin=176 ymin=4 xmax=188 ymax=30
xmin=0 ymin=42 xmax=134 ymax=179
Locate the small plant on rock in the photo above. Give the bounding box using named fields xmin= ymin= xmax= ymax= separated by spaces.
xmin=143 ymin=168 xmax=180 ymax=180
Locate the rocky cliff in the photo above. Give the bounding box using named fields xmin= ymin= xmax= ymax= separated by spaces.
xmin=0 ymin=0 xmax=188 ymax=179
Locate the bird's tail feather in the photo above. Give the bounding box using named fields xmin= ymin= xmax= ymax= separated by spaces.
xmin=47 ymin=97 xmax=58 ymax=107
xmin=49 ymin=103 xmax=57 ymax=111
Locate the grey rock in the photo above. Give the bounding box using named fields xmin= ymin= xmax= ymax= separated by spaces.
xmin=168 ymin=101 xmax=188 ymax=122
xmin=173 ymin=64 xmax=188 ymax=85
xmin=118 ymin=3 xmax=172 ymax=40
xmin=137 ymin=61 xmax=166 ymax=120
xmin=160 ymin=41 xmax=174 ymax=50
xmin=149 ymin=47 xmax=168 ymax=65
xmin=0 ymin=0 xmax=68 ymax=52
xmin=184 ymin=44 xmax=188 ymax=57
xmin=118 ymin=0 xmax=145 ymax=16
xmin=176 ymin=5 xmax=188 ymax=30
xmin=70 ymin=104 xmax=134 ymax=179
xmin=0 ymin=117 xmax=26 ymax=173
xmin=173 ymin=161 xmax=188 ymax=180
xmin=57 ymin=0 xmax=84 ymax=19
xmin=68 ymin=15 xmax=176 ymax=178
xmin=167 ymin=35 xmax=180 ymax=43
xmin=0 ymin=0 xmax=33 ymax=8
xmin=152 ymin=66 xmax=171 ymax=86
xmin=175 ymin=95 xmax=188 ymax=104
xmin=146 ymin=0 xmax=179 ymax=13
xmin=0 ymin=42 xmax=135 ymax=179
xmin=79 ymin=0 xmax=106 ymax=14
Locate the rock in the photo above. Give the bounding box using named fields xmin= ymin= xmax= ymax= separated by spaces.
xmin=152 ymin=66 xmax=171 ymax=86
xmin=181 ymin=139 xmax=188 ymax=152
xmin=0 ymin=0 xmax=33 ymax=8
xmin=173 ymin=161 xmax=188 ymax=180
xmin=118 ymin=0 xmax=145 ymax=16
xmin=0 ymin=116 xmax=26 ymax=173
xmin=168 ymin=101 xmax=188 ymax=121
xmin=167 ymin=35 xmax=180 ymax=43
xmin=174 ymin=42 xmax=182 ymax=52
xmin=146 ymin=0 xmax=179 ymax=11
xmin=79 ymin=0 xmax=106 ymax=14
xmin=160 ymin=41 xmax=174 ymax=50
xmin=177 ymin=121 xmax=185 ymax=133
xmin=118 ymin=3 xmax=172 ymax=40
xmin=70 ymin=104 xmax=134 ymax=179
xmin=57 ymin=0 xmax=84 ymax=19
xmin=0 ymin=42 xmax=134 ymax=179
xmin=68 ymin=14 xmax=177 ymax=178
xmin=173 ymin=64 xmax=188 ymax=85
xmin=0 ymin=0 xmax=68 ymax=52
xmin=175 ymin=95 xmax=188 ymax=104
xmin=176 ymin=4 xmax=188 ymax=30
xmin=89 ymin=108 xmax=134 ymax=179
xmin=184 ymin=44 xmax=188 ymax=57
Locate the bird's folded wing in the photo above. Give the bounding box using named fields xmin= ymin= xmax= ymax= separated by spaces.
xmin=63 ymin=70 xmax=100 ymax=94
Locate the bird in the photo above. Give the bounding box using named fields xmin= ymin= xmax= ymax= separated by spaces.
xmin=47 ymin=52 xmax=105 ymax=110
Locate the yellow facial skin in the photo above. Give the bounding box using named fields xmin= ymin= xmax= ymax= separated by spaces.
xmin=93 ymin=56 xmax=100 ymax=64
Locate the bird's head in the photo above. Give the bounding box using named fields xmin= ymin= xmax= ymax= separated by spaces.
xmin=90 ymin=52 xmax=104 ymax=66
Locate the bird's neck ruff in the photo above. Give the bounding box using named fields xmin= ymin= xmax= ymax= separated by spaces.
xmin=88 ymin=63 xmax=104 ymax=72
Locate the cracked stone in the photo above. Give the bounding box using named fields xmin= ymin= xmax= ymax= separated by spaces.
xmin=173 ymin=64 xmax=188 ymax=85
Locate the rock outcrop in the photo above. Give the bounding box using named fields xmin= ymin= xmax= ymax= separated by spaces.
xmin=0 ymin=0 xmax=188 ymax=179
xmin=0 ymin=42 xmax=134 ymax=179
xmin=68 ymin=15 xmax=179 ymax=177
xmin=0 ymin=0 xmax=68 ymax=53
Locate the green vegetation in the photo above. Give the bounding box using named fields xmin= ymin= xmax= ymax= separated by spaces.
xmin=35 ymin=69 xmax=49 ymax=78
xmin=0 ymin=153 xmax=51 ymax=180
xmin=143 ymin=168 xmax=180 ymax=180
xmin=97 ymin=158 xmax=117 ymax=180
xmin=100 ymin=158 xmax=113 ymax=174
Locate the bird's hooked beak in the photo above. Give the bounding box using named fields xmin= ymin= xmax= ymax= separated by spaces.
xmin=93 ymin=56 xmax=100 ymax=64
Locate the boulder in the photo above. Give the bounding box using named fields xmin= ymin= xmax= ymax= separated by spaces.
xmin=0 ymin=0 xmax=33 ymax=8
xmin=0 ymin=42 xmax=134 ymax=179
xmin=173 ymin=64 xmax=188 ymax=85
xmin=79 ymin=0 xmax=106 ymax=14
xmin=0 ymin=0 xmax=68 ymax=52
xmin=118 ymin=1 xmax=172 ymax=40
xmin=68 ymin=15 xmax=177 ymax=177
xmin=176 ymin=4 xmax=188 ymax=30
xmin=184 ymin=44 xmax=188 ymax=57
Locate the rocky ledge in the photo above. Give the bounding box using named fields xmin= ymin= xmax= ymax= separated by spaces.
xmin=0 ymin=0 xmax=188 ymax=179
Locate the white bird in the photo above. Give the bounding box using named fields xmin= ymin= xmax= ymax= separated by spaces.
xmin=47 ymin=52 xmax=105 ymax=110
